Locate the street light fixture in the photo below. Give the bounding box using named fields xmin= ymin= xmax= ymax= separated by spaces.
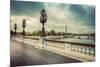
xmin=40 ymin=9 xmax=47 ymax=37
xmin=14 ymin=23 xmax=17 ymax=36
xmin=22 ymin=19 xmax=26 ymax=36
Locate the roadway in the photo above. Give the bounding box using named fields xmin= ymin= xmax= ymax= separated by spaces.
xmin=10 ymin=40 xmax=81 ymax=66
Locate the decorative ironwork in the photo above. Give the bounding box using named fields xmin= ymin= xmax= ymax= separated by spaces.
xmin=40 ymin=9 xmax=47 ymax=37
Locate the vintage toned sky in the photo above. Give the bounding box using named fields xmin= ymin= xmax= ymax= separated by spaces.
xmin=10 ymin=0 xmax=95 ymax=34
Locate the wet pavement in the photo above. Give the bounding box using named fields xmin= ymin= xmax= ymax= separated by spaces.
xmin=10 ymin=40 xmax=81 ymax=66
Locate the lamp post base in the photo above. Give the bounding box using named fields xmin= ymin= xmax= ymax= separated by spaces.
xmin=40 ymin=36 xmax=46 ymax=48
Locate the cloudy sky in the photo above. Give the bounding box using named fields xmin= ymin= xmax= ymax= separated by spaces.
xmin=10 ymin=0 xmax=95 ymax=34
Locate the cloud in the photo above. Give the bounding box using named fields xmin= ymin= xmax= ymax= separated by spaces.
xmin=44 ymin=3 xmax=95 ymax=33
xmin=11 ymin=1 xmax=45 ymax=16
xmin=11 ymin=15 xmax=41 ymax=32
xmin=11 ymin=1 xmax=95 ymax=34
xmin=68 ymin=4 xmax=95 ymax=25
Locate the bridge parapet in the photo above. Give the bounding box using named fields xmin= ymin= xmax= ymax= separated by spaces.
xmin=21 ymin=36 xmax=95 ymax=61
xmin=45 ymin=39 xmax=95 ymax=56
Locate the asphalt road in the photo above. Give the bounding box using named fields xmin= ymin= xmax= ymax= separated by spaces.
xmin=10 ymin=40 xmax=81 ymax=66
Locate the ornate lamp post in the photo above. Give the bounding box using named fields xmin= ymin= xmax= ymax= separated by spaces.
xmin=22 ymin=19 xmax=26 ymax=37
xmin=14 ymin=23 xmax=17 ymax=40
xmin=40 ymin=9 xmax=47 ymax=48
xmin=40 ymin=9 xmax=47 ymax=37
xmin=14 ymin=23 xmax=17 ymax=36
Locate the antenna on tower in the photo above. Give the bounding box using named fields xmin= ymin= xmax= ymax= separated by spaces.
xmin=65 ymin=25 xmax=67 ymax=38
xmin=65 ymin=25 xmax=67 ymax=34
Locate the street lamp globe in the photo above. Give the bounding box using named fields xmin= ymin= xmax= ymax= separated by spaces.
xmin=40 ymin=9 xmax=47 ymax=24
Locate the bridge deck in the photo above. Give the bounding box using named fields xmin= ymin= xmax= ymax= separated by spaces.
xmin=11 ymin=40 xmax=80 ymax=66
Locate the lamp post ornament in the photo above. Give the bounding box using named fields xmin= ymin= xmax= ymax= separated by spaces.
xmin=40 ymin=9 xmax=47 ymax=37
xmin=22 ymin=19 xmax=26 ymax=36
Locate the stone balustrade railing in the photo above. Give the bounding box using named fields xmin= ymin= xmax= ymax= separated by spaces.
xmin=23 ymin=36 xmax=95 ymax=56
xmin=45 ymin=39 xmax=95 ymax=56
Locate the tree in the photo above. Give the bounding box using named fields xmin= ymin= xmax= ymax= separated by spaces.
xmin=50 ymin=29 xmax=56 ymax=35
xmin=32 ymin=30 xmax=41 ymax=36
xmin=32 ymin=31 xmax=37 ymax=36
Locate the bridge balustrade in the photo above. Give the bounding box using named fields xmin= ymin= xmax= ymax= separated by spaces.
xmin=45 ymin=39 xmax=95 ymax=56
xmin=23 ymin=36 xmax=95 ymax=56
